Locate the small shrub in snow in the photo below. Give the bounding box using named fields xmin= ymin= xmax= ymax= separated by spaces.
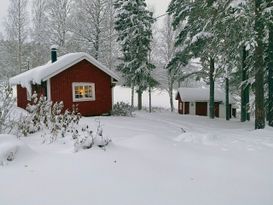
xmin=94 ymin=119 xmax=111 ymax=148
xmin=111 ymin=102 xmax=133 ymax=116
xmin=0 ymin=135 xmax=19 ymax=166
xmin=73 ymin=119 xmax=111 ymax=152
xmin=73 ymin=125 xmax=94 ymax=152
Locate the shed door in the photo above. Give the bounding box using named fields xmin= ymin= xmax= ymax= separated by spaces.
xmin=232 ymin=107 xmax=236 ymax=118
xmin=215 ymin=102 xmax=219 ymax=118
xmin=184 ymin=102 xmax=189 ymax=114
xmin=196 ymin=102 xmax=207 ymax=116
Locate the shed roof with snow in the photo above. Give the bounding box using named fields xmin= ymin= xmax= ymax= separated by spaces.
xmin=176 ymin=87 xmax=235 ymax=104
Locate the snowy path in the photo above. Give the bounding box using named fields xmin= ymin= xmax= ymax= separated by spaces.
xmin=0 ymin=111 xmax=273 ymax=205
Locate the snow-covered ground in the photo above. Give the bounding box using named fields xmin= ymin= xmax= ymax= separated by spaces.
xmin=0 ymin=111 xmax=273 ymax=205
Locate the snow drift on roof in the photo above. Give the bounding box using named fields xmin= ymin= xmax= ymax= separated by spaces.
xmin=177 ymin=87 xmax=235 ymax=103
xmin=9 ymin=52 xmax=119 ymax=92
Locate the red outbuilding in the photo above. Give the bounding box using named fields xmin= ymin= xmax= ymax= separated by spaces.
xmin=175 ymin=87 xmax=236 ymax=118
xmin=10 ymin=49 xmax=119 ymax=116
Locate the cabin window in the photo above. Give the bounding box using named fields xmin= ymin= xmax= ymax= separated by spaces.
xmin=72 ymin=82 xmax=95 ymax=102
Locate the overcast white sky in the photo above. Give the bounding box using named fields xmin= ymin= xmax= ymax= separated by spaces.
xmin=0 ymin=0 xmax=171 ymax=26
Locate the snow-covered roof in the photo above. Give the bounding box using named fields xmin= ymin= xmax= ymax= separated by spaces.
xmin=9 ymin=52 xmax=119 ymax=91
xmin=176 ymin=87 xmax=235 ymax=104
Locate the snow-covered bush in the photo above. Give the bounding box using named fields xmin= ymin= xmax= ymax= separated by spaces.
xmin=73 ymin=125 xmax=94 ymax=152
xmin=0 ymin=82 xmax=16 ymax=134
xmin=111 ymin=102 xmax=134 ymax=116
xmin=73 ymin=119 xmax=111 ymax=152
xmin=94 ymin=119 xmax=111 ymax=148
xmin=0 ymin=135 xmax=23 ymax=165
xmin=16 ymin=93 xmax=111 ymax=151
xmin=18 ymin=93 xmax=81 ymax=142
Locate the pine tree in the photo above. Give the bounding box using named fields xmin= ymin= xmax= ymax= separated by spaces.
xmin=265 ymin=0 xmax=273 ymax=127
xmin=168 ymin=0 xmax=225 ymax=119
xmin=114 ymin=0 xmax=155 ymax=110
xmin=268 ymin=25 xmax=273 ymax=126
xmin=225 ymin=77 xmax=230 ymax=120
xmin=254 ymin=0 xmax=266 ymax=129
xmin=241 ymin=46 xmax=249 ymax=122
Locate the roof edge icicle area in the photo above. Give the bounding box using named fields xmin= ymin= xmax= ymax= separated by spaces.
xmin=9 ymin=52 xmax=119 ymax=94
xmin=176 ymin=87 xmax=235 ymax=104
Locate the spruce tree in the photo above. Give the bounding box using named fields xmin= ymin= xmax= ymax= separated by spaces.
xmin=168 ymin=0 xmax=224 ymax=119
xmin=265 ymin=0 xmax=273 ymax=127
xmin=268 ymin=28 xmax=273 ymax=126
xmin=114 ymin=0 xmax=155 ymax=110
xmin=241 ymin=47 xmax=249 ymax=122
xmin=254 ymin=0 xmax=266 ymax=129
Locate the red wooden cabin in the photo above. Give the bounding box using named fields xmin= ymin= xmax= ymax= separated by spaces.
xmin=10 ymin=49 xmax=119 ymax=116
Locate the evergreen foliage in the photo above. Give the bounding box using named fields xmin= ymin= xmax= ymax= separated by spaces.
xmin=111 ymin=102 xmax=134 ymax=117
xmin=168 ymin=0 xmax=273 ymax=129
xmin=114 ymin=0 xmax=156 ymax=110
xmin=265 ymin=0 xmax=273 ymax=127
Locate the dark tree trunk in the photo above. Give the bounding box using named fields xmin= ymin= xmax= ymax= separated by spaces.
xmin=131 ymin=84 xmax=135 ymax=108
xmin=268 ymin=23 xmax=273 ymax=127
xmin=169 ymin=82 xmax=174 ymax=112
xmin=254 ymin=0 xmax=265 ymax=129
xmin=149 ymin=86 xmax=152 ymax=113
xmin=246 ymin=76 xmax=250 ymax=121
xmin=209 ymin=57 xmax=215 ymax=119
xmin=226 ymin=77 xmax=230 ymax=121
xmin=241 ymin=47 xmax=248 ymax=122
xmin=137 ymin=90 xmax=142 ymax=110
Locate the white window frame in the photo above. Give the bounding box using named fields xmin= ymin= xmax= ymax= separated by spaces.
xmin=72 ymin=82 xmax=96 ymax=102
xmin=27 ymin=86 xmax=32 ymax=101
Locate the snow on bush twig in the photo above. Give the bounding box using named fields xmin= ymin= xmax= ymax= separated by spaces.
xmin=0 ymin=82 xmax=16 ymax=134
xmin=18 ymin=93 xmax=81 ymax=142
xmin=73 ymin=119 xmax=111 ymax=152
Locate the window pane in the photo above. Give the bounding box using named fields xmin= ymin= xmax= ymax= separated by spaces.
xmin=73 ymin=84 xmax=94 ymax=100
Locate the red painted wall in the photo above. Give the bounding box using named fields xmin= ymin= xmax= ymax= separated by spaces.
xmin=50 ymin=59 xmax=112 ymax=116
xmin=17 ymin=85 xmax=28 ymax=109
xmin=16 ymin=84 xmax=47 ymax=109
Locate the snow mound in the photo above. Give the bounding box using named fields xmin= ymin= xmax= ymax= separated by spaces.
xmin=120 ymin=134 xmax=167 ymax=150
xmin=174 ymin=132 xmax=219 ymax=146
xmin=0 ymin=135 xmax=32 ymax=165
